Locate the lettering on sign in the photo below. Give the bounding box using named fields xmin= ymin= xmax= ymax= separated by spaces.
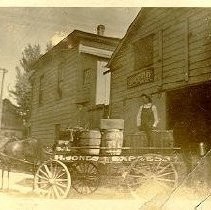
xmin=54 ymin=155 xmax=171 ymax=162
xmin=127 ymin=67 xmax=154 ymax=88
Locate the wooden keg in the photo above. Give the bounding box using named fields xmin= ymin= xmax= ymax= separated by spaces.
xmin=101 ymin=129 xmax=124 ymax=155
xmin=79 ymin=130 xmax=101 ymax=155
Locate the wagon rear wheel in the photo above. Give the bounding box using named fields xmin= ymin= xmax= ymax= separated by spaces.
xmin=34 ymin=160 xmax=71 ymax=199
xmin=71 ymin=161 xmax=100 ymax=194
xmin=125 ymin=154 xmax=178 ymax=199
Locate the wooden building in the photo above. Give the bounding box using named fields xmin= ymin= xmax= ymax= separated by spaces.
xmin=30 ymin=26 xmax=120 ymax=144
xmin=1 ymin=99 xmax=23 ymax=138
xmin=108 ymin=8 xmax=211 ymax=147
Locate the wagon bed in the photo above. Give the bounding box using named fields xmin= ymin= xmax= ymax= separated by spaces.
xmin=32 ymin=145 xmax=181 ymax=199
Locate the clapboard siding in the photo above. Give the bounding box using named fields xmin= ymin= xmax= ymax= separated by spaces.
xmin=110 ymin=8 xmax=211 ymax=132
xmin=31 ymin=47 xmax=79 ymax=143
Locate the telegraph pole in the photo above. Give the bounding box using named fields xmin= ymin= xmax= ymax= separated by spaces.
xmin=0 ymin=68 xmax=8 ymax=132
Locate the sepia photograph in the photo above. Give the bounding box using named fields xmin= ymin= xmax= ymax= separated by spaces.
xmin=0 ymin=1 xmax=211 ymax=209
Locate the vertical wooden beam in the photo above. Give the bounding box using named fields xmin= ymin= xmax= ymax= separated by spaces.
xmin=184 ymin=18 xmax=189 ymax=82
xmin=158 ymin=30 xmax=163 ymax=89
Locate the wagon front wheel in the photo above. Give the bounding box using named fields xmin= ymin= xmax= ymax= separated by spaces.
xmin=34 ymin=160 xmax=71 ymax=199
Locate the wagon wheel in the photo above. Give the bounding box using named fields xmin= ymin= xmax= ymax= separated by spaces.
xmin=71 ymin=161 xmax=100 ymax=194
xmin=34 ymin=160 xmax=71 ymax=199
xmin=125 ymin=154 xmax=178 ymax=199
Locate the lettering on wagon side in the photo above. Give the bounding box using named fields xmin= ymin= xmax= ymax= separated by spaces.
xmin=54 ymin=155 xmax=171 ymax=162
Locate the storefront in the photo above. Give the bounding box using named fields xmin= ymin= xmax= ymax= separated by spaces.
xmin=108 ymin=8 xmax=211 ymax=148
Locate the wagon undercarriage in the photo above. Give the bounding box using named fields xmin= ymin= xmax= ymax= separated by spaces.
xmin=31 ymin=147 xmax=181 ymax=199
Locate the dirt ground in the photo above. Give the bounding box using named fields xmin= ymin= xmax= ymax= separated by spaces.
xmin=0 ymin=167 xmax=211 ymax=210
xmin=0 ymin=151 xmax=211 ymax=210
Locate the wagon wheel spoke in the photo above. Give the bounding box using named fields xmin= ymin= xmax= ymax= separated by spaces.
xmin=156 ymin=171 xmax=176 ymax=177
xmin=52 ymin=168 xmax=62 ymax=178
xmin=39 ymin=168 xmax=50 ymax=178
xmin=50 ymin=187 xmax=56 ymax=199
xmin=44 ymin=165 xmax=52 ymax=178
xmin=36 ymin=180 xmax=50 ymax=185
xmin=55 ymin=171 xmax=66 ymax=179
xmin=132 ymin=166 xmax=151 ymax=176
xmin=156 ymin=163 xmax=172 ymax=175
xmin=155 ymin=160 xmax=163 ymax=171
xmin=56 ymin=185 xmax=66 ymax=195
xmin=56 ymin=182 xmax=69 ymax=188
xmin=46 ymin=187 xmax=52 ymax=199
xmin=156 ymin=177 xmax=176 ymax=183
xmin=52 ymin=185 xmax=60 ymax=198
xmin=73 ymin=181 xmax=84 ymax=194
xmin=55 ymin=178 xmax=69 ymax=182
xmin=39 ymin=183 xmax=51 ymax=191
xmin=36 ymin=174 xmax=49 ymax=181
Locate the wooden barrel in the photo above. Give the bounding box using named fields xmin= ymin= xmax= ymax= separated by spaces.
xmin=101 ymin=129 xmax=124 ymax=155
xmin=79 ymin=130 xmax=101 ymax=155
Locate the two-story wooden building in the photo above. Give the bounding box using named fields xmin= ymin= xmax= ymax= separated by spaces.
xmin=30 ymin=26 xmax=120 ymax=144
xmin=108 ymin=8 xmax=211 ymax=147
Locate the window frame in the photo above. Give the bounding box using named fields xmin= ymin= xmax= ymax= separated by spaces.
xmin=133 ymin=34 xmax=154 ymax=71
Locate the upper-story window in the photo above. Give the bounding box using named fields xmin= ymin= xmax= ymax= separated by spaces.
xmin=96 ymin=61 xmax=110 ymax=105
xmin=83 ymin=68 xmax=91 ymax=86
xmin=57 ymin=62 xmax=64 ymax=99
xmin=134 ymin=34 xmax=154 ymax=71
xmin=39 ymin=74 xmax=44 ymax=105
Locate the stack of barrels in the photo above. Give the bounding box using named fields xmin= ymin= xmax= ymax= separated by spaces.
xmin=78 ymin=119 xmax=124 ymax=156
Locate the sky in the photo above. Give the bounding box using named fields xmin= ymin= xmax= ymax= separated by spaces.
xmin=0 ymin=7 xmax=140 ymax=102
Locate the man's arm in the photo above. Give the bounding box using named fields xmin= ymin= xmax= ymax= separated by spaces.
xmin=152 ymin=105 xmax=159 ymax=127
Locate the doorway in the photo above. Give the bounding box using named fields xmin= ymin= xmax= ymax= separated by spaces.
xmin=167 ymin=82 xmax=211 ymax=147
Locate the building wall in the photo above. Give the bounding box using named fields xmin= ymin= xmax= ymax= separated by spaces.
xmin=31 ymin=37 xmax=118 ymax=143
xmin=110 ymin=8 xmax=211 ymax=132
xmin=31 ymin=48 xmax=79 ymax=143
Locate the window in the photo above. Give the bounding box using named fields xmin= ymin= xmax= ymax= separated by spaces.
xmin=96 ymin=61 xmax=110 ymax=105
xmin=134 ymin=34 xmax=154 ymax=70
xmin=57 ymin=63 xmax=64 ymax=99
xmin=39 ymin=75 xmax=44 ymax=105
xmin=83 ymin=68 xmax=91 ymax=86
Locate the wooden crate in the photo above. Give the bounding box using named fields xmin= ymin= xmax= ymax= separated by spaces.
xmin=124 ymin=130 xmax=174 ymax=154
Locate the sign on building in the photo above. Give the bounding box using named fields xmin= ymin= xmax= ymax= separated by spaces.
xmin=127 ymin=67 xmax=154 ymax=88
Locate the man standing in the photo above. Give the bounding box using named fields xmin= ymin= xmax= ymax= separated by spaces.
xmin=137 ymin=94 xmax=159 ymax=147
